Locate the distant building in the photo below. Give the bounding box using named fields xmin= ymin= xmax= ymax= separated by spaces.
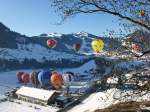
xmin=55 ymin=96 xmax=71 ymax=108
xmin=63 ymin=81 xmax=95 ymax=94
xmin=16 ymin=86 xmax=59 ymax=106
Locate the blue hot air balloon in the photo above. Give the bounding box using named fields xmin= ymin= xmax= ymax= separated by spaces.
xmin=38 ymin=70 xmax=52 ymax=87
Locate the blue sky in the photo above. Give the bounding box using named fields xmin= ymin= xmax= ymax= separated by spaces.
xmin=0 ymin=0 xmax=122 ymax=37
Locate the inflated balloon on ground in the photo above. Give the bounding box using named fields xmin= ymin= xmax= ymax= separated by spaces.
xmin=38 ymin=70 xmax=52 ymax=87
xmin=63 ymin=72 xmax=75 ymax=84
xmin=16 ymin=72 xmax=24 ymax=82
xmin=30 ymin=71 xmax=40 ymax=87
xmin=51 ymin=72 xmax=63 ymax=89
xmin=21 ymin=73 xmax=30 ymax=84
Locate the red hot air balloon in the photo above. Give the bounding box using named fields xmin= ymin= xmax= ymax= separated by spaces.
xmin=73 ymin=43 xmax=81 ymax=51
xmin=16 ymin=72 xmax=24 ymax=82
xmin=139 ymin=10 xmax=145 ymax=16
xmin=131 ymin=43 xmax=143 ymax=52
xmin=47 ymin=39 xmax=57 ymax=48
xmin=50 ymin=72 xmax=63 ymax=89
xmin=21 ymin=73 xmax=30 ymax=84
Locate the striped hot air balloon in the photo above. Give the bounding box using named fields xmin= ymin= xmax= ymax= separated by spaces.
xmin=30 ymin=71 xmax=40 ymax=87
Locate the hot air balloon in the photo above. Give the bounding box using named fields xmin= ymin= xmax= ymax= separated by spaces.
xmin=16 ymin=72 xmax=24 ymax=83
xmin=73 ymin=43 xmax=81 ymax=51
xmin=38 ymin=70 xmax=52 ymax=87
xmin=51 ymin=72 xmax=63 ymax=89
xmin=63 ymin=72 xmax=75 ymax=84
xmin=131 ymin=43 xmax=143 ymax=52
xmin=30 ymin=71 xmax=40 ymax=87
xmin=139 ymin=10 xmax=145 ymax=16
xmin=91 ymin=39 xmax=104 ymax=53
xmin=47 ymin=39 xmax=57 ymax=48
xmin=21 ymin=73 xmax=30 ymax=84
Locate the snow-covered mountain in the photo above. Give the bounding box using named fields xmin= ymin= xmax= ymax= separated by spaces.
xmin=2 ymin=22 xmax=148 ymax=71
xmin=0 ymin=22 xmax=124 ymax=70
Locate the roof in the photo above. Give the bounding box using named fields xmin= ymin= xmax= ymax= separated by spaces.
xmin=63 ymin=81 xmax=94 ymax=93
xmin=16 ymin=86 xmax=56 ymax=102
xmin=69 ymin=81 xmax=94 ymax=87
xmin=56 ymin=96 xmax=68 ymax=101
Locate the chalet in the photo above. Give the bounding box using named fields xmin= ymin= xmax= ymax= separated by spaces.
xmin=16 ymin=86 xmax=59 ymax=106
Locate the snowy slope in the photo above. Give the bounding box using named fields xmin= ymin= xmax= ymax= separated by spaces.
xmin=60 ymin=60 xmax=97 ymax=80
xmin=0 ymin=43 xmax=87 ymax=63
xmin=69 ymin=88 xmax=150 ymax=112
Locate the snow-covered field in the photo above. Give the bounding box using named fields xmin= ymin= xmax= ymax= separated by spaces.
xmin=0 ymin=69 xmax=60 ymax=112
xmin=0 ymin=60 xmax=97 ymax=112
xmin=0 ymin=70 xmax=32 ymax=95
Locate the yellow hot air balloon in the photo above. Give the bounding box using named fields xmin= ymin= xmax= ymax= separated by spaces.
xmin=91 ymin=39 xmax=104 ymax=53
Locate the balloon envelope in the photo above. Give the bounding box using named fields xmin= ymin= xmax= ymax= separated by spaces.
xmin=38 ymin=70 xmax=52 ymax=87
xmin=73 ymin=43 xmax=81 ymax=51
xmin=47 ymin=39 xmax=57 ymax=48
xmin=131 ymin=43 xmax=142 ymax=52
xmin=30 ymin=71 xmax=40 ymax=87
xmin=139 ymin=10 xmax=145 ymax=16
xmin=63 ymin=72 xmax=75 ymax=84
xmin=51 ymin=72 xmax=63 ymax=89
xmin=21 ymin=73 xmax=30 ymax=83
xmin=91 ymin=39 xmax=104 ymax=53
xmin=16 ymin=72 xmax=24 ymax=82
